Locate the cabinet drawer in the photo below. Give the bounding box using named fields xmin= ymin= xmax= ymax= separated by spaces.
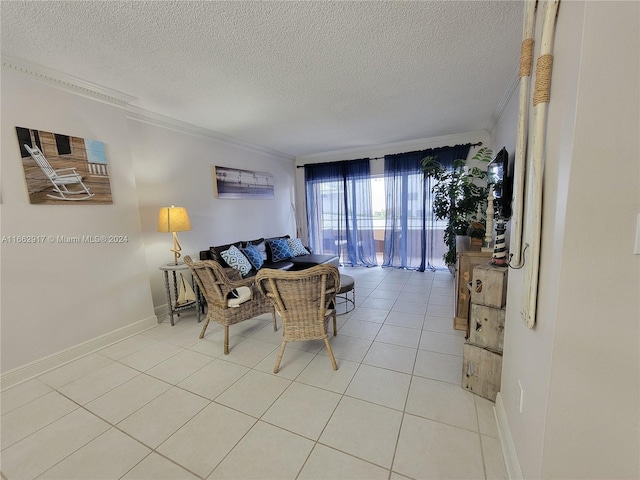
xmin=468 ymin=304 xmax=505 ymax=353
xmin=462 ymin=343 xmax=503 ymax=402
xmin=471 ymin=264 xmax=508 ymax=308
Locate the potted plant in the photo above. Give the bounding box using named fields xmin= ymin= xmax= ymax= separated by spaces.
xmin=467 ymin=220 xmax=486 ymax=247
xmin=422 ymin=147 xmax=493 ymax=269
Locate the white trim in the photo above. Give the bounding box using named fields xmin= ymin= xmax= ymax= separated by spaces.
xmin=126 ymin=106 xmax=295 ymax=161
xmin=154 ymin=303 xmax=170 ymax=321
xmin=495 ymin=392 xmax=524 ymax=479
xmin=2 ymin=55 xmax=136 ymax=107
xmin=295 ymin=130 xmax=490 ymax=165
xmin=2 ymin=55 xmax=294 ymax=161
xmin=0 ymin=315 xmax=159 ymax=390
xmin=491 ymin=63 xmax=521 ymax=131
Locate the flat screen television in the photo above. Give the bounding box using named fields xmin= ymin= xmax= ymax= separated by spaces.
xmin=487 ymin=147 xmax=513 ymax=219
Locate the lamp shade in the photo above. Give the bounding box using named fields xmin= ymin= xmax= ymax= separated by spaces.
xmin=157 ymin=206 xmax=192 ymax=233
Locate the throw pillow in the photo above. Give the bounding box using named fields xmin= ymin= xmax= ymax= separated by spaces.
xmin=267 ymin=238 xmax=294 ymax=262
xmin=220 ymin=245 xmax=252 ymax=276
xmin=287 ymin=237 xmax=310 ymax=256
xmin=250 ymin=240 xmax=268 ymax=261
xmin=242 ymin=244 xmax=264 ymax=270
xmin=227 ymin=286 xmax=252 ymax=308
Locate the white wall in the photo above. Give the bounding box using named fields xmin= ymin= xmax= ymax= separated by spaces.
xmin=127 ymin=117 xmax=297 ymax=313
xmin=493 ymin=2 xmax=639 ymax=478
xmin=0 ymin=66 xmax=297 ymax=381
xmin=0 ymin=69 xmax=156 ymax=376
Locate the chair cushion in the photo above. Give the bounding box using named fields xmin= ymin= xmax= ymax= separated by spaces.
xmin=242 ymin=244 xmax=264 ymax=270
xmin=267 ymin=238 xmax=294 ymax=262
xmin=287 ymin=238 xmax=310 ymax=257
xmin=227 ymin=286 xmax=251 ymax=307
xmin=220 ymin=245 xmax=252 ymax=276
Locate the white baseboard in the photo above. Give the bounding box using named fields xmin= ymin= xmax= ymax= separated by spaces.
xmin=0 ymin=315 xmax=159 ymax=390
xmin=495 ymin=392 xmax=524 ymax=480
xmin=154 ymin=303 xmax=169 ymax=321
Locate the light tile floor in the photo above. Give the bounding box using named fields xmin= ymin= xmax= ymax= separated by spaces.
xmin=1 ymin=266 xmax=507 ymax=480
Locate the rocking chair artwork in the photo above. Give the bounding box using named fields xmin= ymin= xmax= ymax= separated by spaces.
xmin=24 ymin=144 xmax=94 ymax=201
xmin=16 ymin=126 xmax=113 ymax=204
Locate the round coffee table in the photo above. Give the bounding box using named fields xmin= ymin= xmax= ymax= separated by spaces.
xmin=336 ymin=274 xmax=355 ymax=315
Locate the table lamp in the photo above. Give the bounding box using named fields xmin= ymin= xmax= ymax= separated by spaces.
xmin=157 ymin=205 xmax=191 ymax=264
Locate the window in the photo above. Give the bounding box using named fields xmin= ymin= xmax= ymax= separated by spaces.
xmin=54 ymin=134 xmax=71 ymax=155
xmin=305 ymin=160 xmax=377 ymax=266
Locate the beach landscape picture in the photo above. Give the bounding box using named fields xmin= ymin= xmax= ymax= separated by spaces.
xmin=213 ymin=165 xmax=274 ymax=199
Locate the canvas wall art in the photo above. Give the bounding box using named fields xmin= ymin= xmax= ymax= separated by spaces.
xmin=15 ymin=126 xmax=113 ymax=204
xmin=213 ymin=165 xmax=274 ymax=199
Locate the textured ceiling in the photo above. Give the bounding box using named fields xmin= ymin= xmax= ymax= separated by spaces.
xmin=1 ymin=1 xmax=523 ymax=157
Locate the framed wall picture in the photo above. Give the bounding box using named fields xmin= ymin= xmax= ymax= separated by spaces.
xmin=16 ymin=126 xmax=113 ymax=204
xmin=212 ymin=165 xmax=274 ymax=199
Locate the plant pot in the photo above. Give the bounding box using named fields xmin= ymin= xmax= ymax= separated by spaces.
xmin=470 ymin=237 xmax=484 ymax=251
xmin=456 ymin=235 xmax=471 ymax=252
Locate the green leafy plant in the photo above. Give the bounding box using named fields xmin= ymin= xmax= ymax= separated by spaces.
xmin=422 ymin=147 xmax=492 ymax=266
xmin=467 ymin=221 xmax=486 ymax=239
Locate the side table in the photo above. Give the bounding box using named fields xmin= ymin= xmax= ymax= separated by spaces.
xmin=159 ymin=262 xmax=201 ymax=326
xmin=336 ymin=274 xmax=356 ymax=315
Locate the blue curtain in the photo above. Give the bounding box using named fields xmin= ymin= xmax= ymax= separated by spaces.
xmin=305 ymin=159 xmax=377 ymax=267
xmin=383 ymin=144 xmax=471 ymax=271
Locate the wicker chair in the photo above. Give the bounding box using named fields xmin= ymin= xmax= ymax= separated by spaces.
xmin=183 ymin=256 xmax=276 ymax=355
xmin=255 ymin=264 xmax=340 ymax=374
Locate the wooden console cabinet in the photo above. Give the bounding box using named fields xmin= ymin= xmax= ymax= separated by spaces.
xmin=453 ymin=249 xmax=492 ymax=332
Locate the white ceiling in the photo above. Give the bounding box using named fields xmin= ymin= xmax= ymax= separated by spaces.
xmin=1 ymin=1 xmax=524 ymax=157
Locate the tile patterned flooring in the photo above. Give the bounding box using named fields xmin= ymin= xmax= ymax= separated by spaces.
xmin=1 ymin=266 xmax=507 ymax=480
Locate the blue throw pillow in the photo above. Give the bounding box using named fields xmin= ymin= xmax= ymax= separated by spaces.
xmin=287 ymin=238 xmax=310 ymax=256
xmin=220 ymin=245 xmax=252 ymax=276
xmin=251 ymin=240 xmax=268 ymax=261
xmin=267 ymin=238 xmax=294 ymax=262
xmin=242 ymin=244 xmax=264 ymax=270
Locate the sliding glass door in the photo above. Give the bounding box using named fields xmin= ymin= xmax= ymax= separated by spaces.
xmin=304 ymin=144 xmax=471 ymax=271
xmin=305 ymin=159 xmax=377 ymax=267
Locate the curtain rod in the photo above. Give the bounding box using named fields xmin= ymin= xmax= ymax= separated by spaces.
xmin=296 ymin=141 xmax=482 ymax=168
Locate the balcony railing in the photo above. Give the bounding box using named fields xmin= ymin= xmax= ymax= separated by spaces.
xmin=88 ymin=162 xmax=108 ymax=176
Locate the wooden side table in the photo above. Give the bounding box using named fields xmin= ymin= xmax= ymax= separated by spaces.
xmin=159 ymin=263 xmax=200 ymax=326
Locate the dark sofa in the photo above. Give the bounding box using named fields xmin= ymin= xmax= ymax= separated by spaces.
xmin=199 ymin=235 xmax=339 ymax=277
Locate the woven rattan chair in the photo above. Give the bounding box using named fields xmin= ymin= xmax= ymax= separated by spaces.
xmin=255 ymin=264 xmax=340 ymax=374
xmin=184 ymin=255 xmax=276 ymax=355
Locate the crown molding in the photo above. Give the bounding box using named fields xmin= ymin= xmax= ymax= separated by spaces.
xmin=491 ymin=62 xmax=521 ymax=130
xmin=2 ymin=55 xmax=137 ymax=107
xmin=295 ymin=130 xmax=490 ymax=165
xmin=2 ymin=55 xmax=295 ymax=161
xmin=126 ymin=106 xmax=295 ymax=161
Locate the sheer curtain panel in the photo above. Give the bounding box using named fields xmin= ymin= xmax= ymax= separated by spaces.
xmin=305 ymin=159 xmax=377 ymax=267
xmin=383 ymin=144 xmax=471 ymax=270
